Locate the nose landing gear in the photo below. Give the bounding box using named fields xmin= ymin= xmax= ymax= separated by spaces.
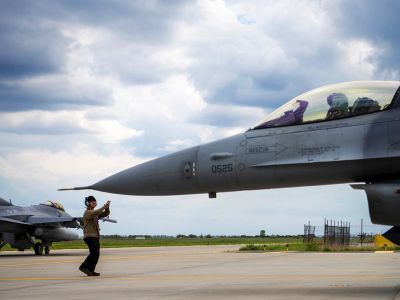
xmin=34 ymin=242 xmax=43 ymax=255
xmin=34 ymin=243 xmax=51 ymax=255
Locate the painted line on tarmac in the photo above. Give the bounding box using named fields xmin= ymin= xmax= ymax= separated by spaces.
xmin=0 ymin=277 xmax=84 ymax=281
xmin=0 ymin=274 xmax=398 ymax=282
xmin=0 ymin=253 xmax=175 ymax=268
xmin=0 ymin=258 xmax=82 ymax=268
xmin=0 ymin=249 xmax=224 ymax=268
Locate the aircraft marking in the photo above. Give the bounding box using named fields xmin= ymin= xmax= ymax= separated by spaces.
xmin=237 ymin=163 xmax=246 ymax=172
xmin=245 ymin=143 xmax=287 ymax=155
xmin=209 ymin=152 xmax=234 ymax=160
xmin=211 ymin=164 xmax=233 ymax=173
xmin=300 ymin=146 xmax=340 ymax=156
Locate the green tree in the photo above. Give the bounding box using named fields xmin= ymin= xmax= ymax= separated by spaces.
xmin=260 ymin=229 xmax=266 ymax=237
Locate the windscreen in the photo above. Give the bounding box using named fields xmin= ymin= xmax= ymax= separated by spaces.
xmin=252 ymin=81 xmax=399 ymax=130
xmin=41 ymin=200 xmax=65 ymax=212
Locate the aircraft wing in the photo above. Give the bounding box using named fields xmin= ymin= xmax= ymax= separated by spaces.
xmin=74 ymin=217 xmax=118 ymax=224
xmin=100 ymin=217 xmax=117 ymax=223
xmin=0 ymin=216 xmax=29 ymax=225
xmin=27 ymin=216 xmax=81 ymax=228
xmin=0 ymin=216 xmax=29 ymax=232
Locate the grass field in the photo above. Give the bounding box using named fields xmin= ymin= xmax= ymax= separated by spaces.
xmin=1 ymin=236 xmax=303 ymax=251
xmin=239 ymin=242 xmax=400 ymax=252
xmin=1 ymin=236 xmax=397 ymax=252
xmin=53 ymin=236 xmax=304 ymax=249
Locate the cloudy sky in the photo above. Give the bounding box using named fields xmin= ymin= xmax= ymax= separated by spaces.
xmin=1 ymin=0 xmax=399 ymax=236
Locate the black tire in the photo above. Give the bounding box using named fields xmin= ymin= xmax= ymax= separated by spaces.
xmin=34 ymin=243 xmax=43 ymax=255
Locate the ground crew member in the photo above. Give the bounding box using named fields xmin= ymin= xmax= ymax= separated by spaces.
xmin=79 ymin=196 xmax=111 ymax=276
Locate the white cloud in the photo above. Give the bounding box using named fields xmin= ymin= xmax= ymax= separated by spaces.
xmin=0 ymin=110 xmax=84 ymax=134
xmin=0 ymin=145 xmax=142 ymax=185
xmin=338 ymin=39 xmax=377 ymax=79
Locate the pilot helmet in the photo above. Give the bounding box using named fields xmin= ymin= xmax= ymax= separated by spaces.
xmin=84 ymin=195 xmax=97 ymax=207
xmin=327 ymin=93 xmax=348 ymax=108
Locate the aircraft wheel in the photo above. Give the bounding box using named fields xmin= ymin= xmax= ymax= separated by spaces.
xmin=34 ymin=243 xmax=43 ymax=255
xmin=44 ymin=246 xmax=50 ymax=255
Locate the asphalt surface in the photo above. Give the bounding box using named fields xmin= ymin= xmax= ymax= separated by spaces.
xmin=0 ymin=245 xmax=399 ymax=299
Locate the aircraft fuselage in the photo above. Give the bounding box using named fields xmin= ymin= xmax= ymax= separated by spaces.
xmin=62 ymin=81 xmax=400 ymax=233
xmin=90 ymin=107 xmax=400 ymax=196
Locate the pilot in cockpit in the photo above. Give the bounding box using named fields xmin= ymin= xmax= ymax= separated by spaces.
xmin=326 ymin=92 xmax=349 ymax=120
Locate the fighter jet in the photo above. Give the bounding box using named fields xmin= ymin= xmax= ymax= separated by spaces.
xmin=0 ymin=198 xmax=116 ymax=255
xmin=61 ymin=81 xmax=400 ymax=243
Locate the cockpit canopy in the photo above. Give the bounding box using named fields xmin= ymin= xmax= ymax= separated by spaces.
xmin=252 ymin=81 xmax=400 ymax=130
xmin=41 ymin=200 xmax=65 ymax=212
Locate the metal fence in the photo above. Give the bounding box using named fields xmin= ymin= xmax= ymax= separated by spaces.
xmin=323 ymin=219 xmax=350 ymax=248
xmin=303 ymin=222 xmax=316 ymax=244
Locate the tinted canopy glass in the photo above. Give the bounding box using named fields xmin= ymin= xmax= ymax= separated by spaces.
xmin=252 ymin=81 xmax=399 ymax=130
xmin=41 ymin=200 xmax=65 ymax=212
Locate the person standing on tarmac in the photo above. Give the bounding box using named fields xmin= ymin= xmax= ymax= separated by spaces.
xmin=79 ymin=196 xmax=111 ymax=276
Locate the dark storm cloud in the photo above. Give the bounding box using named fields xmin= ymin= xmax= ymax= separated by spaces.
xmin=206 ymin=73 xmax=299 ymax=107
xmin=0 ymin=0 xmax=190 ymax=111
xmin=185 ymin=10 xmax=344 ymax=111
xmin=184 ymin=0 xmax=400 ymax=113
xmin=0 ymin=17 xmax=70 ymax=80
xmin=1 ymin=1 xmax=187 ymax=42
xmin=190 ymin=63 xmax=317 ymax=110
xmin=57 ymin=0 xmax=188 ymax=42
xmin=59 ymin=0 xmax=192 ymax=85
xmin=0 ymin=81 xmax=112 ymax=112
xmin=191 ymin=105 xmax=264 ymax=128
xmin=328 ymin=0 xmax=400 ymax=76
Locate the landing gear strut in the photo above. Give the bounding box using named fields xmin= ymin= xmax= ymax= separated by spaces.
xmin=0 ymin=237 xmax=6 ymax=251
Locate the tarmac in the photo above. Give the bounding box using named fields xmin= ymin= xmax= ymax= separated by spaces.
xmin=0 ymin=245 xmax=399 ymax=299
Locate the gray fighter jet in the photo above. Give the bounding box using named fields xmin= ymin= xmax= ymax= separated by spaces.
xmin=61 ymin=81 xmax=400 ymax=243
xmin=0 ymin=198 xmax=116 ymax=255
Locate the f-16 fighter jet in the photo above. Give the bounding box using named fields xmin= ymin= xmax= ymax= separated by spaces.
xmin=0 ymin=198 xmax=116 ymax=255
xmin=61 ymin=81 xmax=400 ymax=244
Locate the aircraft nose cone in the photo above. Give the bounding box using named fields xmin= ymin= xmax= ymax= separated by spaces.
xmin=92 ymin=160 xmax=158 ymax=195
xmin=89 ymin=146 xmax=201 ymax=196
xmin=87 ymin=147 xmax=200 ymax=196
